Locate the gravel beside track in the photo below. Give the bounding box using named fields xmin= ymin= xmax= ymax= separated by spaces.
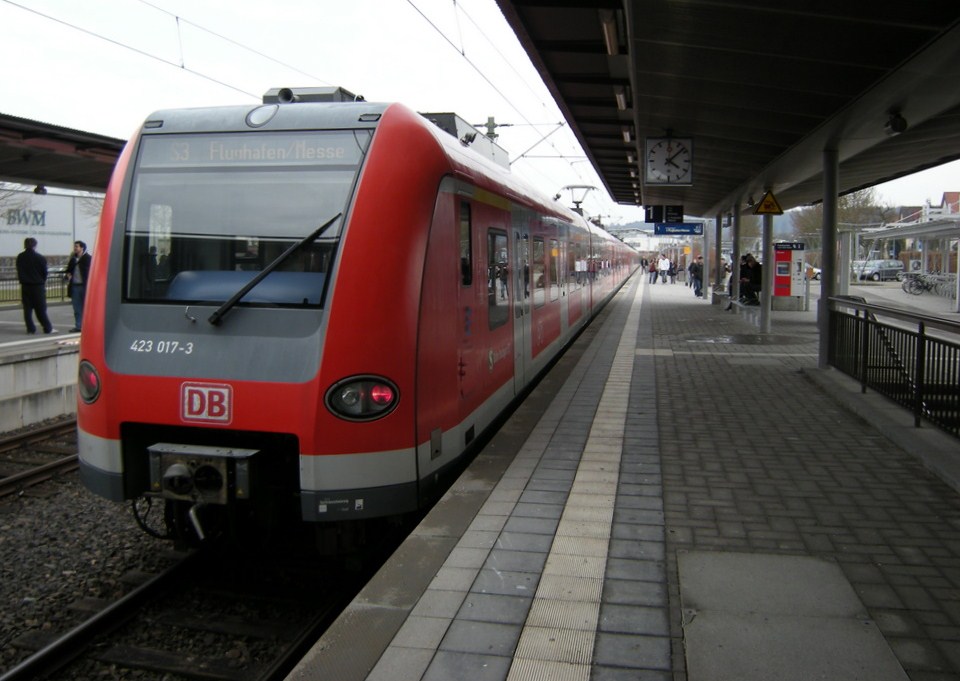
xmin=0 ymin=470 xmax=178 ymax=676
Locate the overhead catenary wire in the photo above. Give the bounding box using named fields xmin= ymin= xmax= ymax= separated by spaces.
xmin=0 ymin=0 xmax=259 ymax=99
xmin=406 ymin=0 xmax=598 ymax=193
xmin=4 ymin=0 xmax=580 ymax=172
xmin=404 ymin=0 xmax=527 ymax=126
xmin=2 ymin=0 xmax=622 ymax=220
xmin=135 ymin=0 xmax=332 ymax=87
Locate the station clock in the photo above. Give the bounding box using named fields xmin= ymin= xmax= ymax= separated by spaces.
xmin=644 ymin=137 xmax=693 ymax=185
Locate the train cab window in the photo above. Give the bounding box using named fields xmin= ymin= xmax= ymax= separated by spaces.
xmin=549 ymin=238 xmax=560 ymax=302
xmin=459 ymin=202 xmax=472 ymax=286
xmin=532 ymin=238 xmax=546 ymax=308
xmin=487 ymin=230 xmax=508 ymax=329
xmin=123 ymin=130 xmax=369 ymax=307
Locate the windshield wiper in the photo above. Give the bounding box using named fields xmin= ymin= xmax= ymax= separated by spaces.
xmin=208 ymin=212 xmax=342 ymax=326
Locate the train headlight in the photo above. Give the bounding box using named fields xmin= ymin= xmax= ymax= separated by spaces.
xmin=78 ymin=361 xmax=101 ymax=403
xmin=339 ymin=386 xmax=361 ymax=407
xmin=326 ymin=376 xmax=399 ymax=421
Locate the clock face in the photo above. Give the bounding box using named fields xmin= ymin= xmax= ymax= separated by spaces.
xmin=645 ymin=138 xmax=692 ymax=185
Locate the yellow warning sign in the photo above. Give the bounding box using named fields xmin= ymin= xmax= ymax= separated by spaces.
xmin=753 ymin=190 xmax=784 ymax=215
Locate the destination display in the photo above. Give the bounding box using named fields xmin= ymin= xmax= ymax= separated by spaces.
xmin=138 ymin=131 xmax=367 ymax=169
xmin=654 ymin=222 xmax=703 ymax=235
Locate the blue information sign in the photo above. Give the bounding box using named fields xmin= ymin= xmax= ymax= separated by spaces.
xmin=654 ymin=223 xmax=703 ymax=235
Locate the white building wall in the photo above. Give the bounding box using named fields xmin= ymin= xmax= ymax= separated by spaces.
xmin=0 ymin=188 xmax=103 ymax=264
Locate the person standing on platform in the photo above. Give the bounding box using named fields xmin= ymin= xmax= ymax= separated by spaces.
xmin=65 ymin=240 xmax=91 ymax=332
xmin=15 ymin=237 xmax=55 ymax=335
xmin=658 ymin=253 xmax=671 ymax=283
xmin=690 ymin=255 xmax=704 ymax=297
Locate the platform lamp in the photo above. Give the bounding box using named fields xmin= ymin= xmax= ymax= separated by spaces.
xmin=561 ymin=185 xmax=597 ymax=215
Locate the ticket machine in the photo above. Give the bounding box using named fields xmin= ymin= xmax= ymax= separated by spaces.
xmin=774 ymin=242 xmax=805 ymax=297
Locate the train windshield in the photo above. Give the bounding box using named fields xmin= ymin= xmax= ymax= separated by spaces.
xmin=123 ymin=129 xmax=371 ymax=306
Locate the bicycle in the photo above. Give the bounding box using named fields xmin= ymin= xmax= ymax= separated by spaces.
xmin=901 ymin=272 xmax=933 ymax=295
xmin=901 ymin=272 xmax=958 ymax=298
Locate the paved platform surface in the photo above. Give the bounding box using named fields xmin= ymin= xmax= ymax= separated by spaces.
xmin=4 ymin=278 xmax=959 ymax=679
xmin=286 ymin=277 xmax=960 ymax=681
xmin=0 ymin=302 xmax=79 ymax=358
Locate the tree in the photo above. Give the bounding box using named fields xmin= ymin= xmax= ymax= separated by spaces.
xmin=0 ymin=182 xmax=23 ymax=205
xmin=77 ymin=192 xmax=105 ymax=222
xmin=789 ymin=188 xmax=895 ymax=264
xmin=0 ymin=183 xmax=31 ymax=223
xmin=737 ymin=213 xmax=761 ymax=253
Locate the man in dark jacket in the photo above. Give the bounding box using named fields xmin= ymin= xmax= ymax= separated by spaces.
xmin=689 ymin=255 xmax=704 ymax=297
xmin=65 ymin=240 xmax=92 ymax=332
xmin=15 ymin=237 xmax=54 ymax=334
xmin=740 ymin=253 xmax=762 ymax=304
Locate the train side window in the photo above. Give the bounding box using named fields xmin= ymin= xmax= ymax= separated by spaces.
xmin=532 ymin=237 xmax=546 ymax=307
xmin=487 ymin=230 xmax=508 ymax=329
xmin=460 ymin=202 xmax=472 ymax=286
xmin=549 ymin=238 xmax=560 ymax=301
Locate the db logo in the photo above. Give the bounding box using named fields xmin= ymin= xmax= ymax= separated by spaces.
xmin=181 ymin=382 xmax=233 ymax=424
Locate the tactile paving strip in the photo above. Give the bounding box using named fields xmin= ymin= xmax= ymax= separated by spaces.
xmin=506 ymin=281 xmax=643 ymax=678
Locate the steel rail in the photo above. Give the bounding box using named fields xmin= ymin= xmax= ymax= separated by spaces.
xmin=0 ymin=419 xmax=77 ymax=454
xmin=0 ymin=454 xmax=78 ymax=498
xmin=0 ymin=551 xmax=201 ymax=681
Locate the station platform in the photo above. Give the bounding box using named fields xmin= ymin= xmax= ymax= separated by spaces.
xmin=287 ymin=276 xmax=960 ymax=681
xmin=0 ymin=302 xmax=78 ymax=348
xmin=0 ymin=303 xmax=80 ymax=432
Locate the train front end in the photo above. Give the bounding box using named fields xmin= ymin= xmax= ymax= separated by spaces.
xmin=76 ymin=90 xmax=430 ymax=546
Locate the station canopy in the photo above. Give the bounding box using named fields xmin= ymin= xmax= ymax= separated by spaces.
xmin=0 ymin=112 xmax=124 ymax=193
xmin=495 ymin=1 xmax=960 ymax=218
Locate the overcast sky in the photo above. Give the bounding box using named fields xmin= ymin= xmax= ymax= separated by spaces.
xmin=1 ymin=0 xmax=957 ymax=222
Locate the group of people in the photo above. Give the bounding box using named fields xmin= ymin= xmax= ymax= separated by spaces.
xmin=644 ymin=252 xmax=761 ymax=305
xmin=643 ymin=253 xmax=706 ymax=297
xmin=15 ymin=237 xmax=91 ymax=335
xmin=646 ymin=254 xmax=679 ymax=284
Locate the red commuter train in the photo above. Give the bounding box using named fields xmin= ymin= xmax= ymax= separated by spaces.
xmin=76 ymin=86 xmax=638 ymax=547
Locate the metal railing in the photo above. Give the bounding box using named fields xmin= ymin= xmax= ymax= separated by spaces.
xmin=828 ymin=295 xmax=960 ymax=439
xmin=0 ymin=275 xmax=69 ymax=305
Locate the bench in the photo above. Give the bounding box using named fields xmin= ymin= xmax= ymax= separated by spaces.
xmin=730 ymin=298 xmax=761 ymax=325
xmin=710 ymin=288 xmax=760 ymax=325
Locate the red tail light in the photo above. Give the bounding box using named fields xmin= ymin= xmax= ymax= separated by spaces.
xmin=369 ymin=384 xmax=395 ymax=405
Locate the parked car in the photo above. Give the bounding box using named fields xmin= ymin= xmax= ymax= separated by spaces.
xmin=805 ymin=264 xmax=821 ymax=280
xmin=854 ymin=259 xmax=904 ymax=281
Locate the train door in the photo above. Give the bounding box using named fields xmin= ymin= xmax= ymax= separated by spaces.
xmin=512 ymin=218 xmax=531 ymax=391
xmin=556 ymin=235 xmax=568 ymax=332
xmin=457 ymin=201 xmax=481 ymax=406
xmin=567 ymin=231 xmax=586 ymax=326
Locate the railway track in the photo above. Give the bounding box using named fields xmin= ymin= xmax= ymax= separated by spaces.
xmin=0 ymin=418 xmax=79 ymax=498
xmin=1 ymin=544 xmax=362 ymax=681
xmin=1 ymin=417 xmax=404 ymax=680
xmin=0 ymin=418 xmax=77 ymax=454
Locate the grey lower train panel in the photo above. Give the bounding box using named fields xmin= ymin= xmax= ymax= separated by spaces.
xmin=78 ymin=459 xmax=126 ymax=502
xmin=300 ymin=482 xmax=418 ymax=521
